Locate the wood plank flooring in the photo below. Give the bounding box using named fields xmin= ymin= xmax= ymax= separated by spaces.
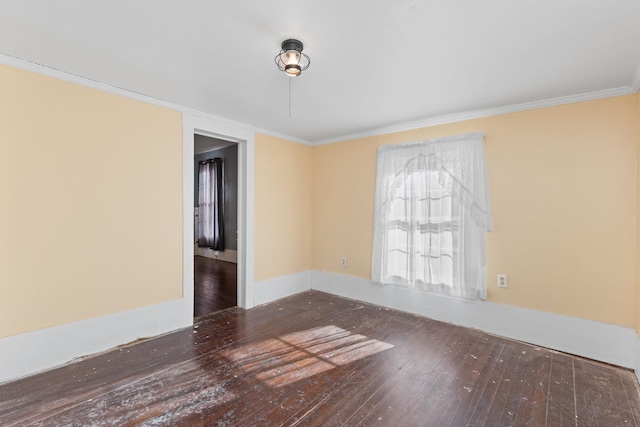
xmin=1 ymin=290 xmax=639 ymax=426
xmin=194 ymin=256 xmax=237 ymax=318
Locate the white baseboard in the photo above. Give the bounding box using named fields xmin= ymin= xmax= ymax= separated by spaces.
xmin=194 ymin=246 xmax=238 ymax=264
xmin=3 ymin=268 xmax=635 ymax=384
xmin=635 ymin=336 xmax=640 ymax=383
xmin=0 ymin=298 xmax=192 ymax=384
xmin=311 ymin=270 xmax=636 ymax=369
xmin=254 ymin=271 xmax=312 ymax=306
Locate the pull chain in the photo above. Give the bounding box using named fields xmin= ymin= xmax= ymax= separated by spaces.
xmin=288 ymin=77 xmax=292 ymax=118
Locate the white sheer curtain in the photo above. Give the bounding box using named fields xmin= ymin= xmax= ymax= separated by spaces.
xmin=371 ymin=133 xmax=493 ymax=300
xmin=198 ymin=158 xmax=225 ymax=250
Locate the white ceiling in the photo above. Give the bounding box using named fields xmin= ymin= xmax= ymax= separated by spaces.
xmin=194 ymin=135 xmax=236 ymax=155
xmin=1 ymin=1 xmax=639 ymax=144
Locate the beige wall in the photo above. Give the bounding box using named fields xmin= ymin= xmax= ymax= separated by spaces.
xmin=254 ymin=133 xmax=313 ymax=282
xmin=2 ymin=60 xmax=637 ymax=341
xmin=637 ymin=91 xmax=640 ymax=335
xmin=313 ymin=95 xmax=638 ymax=327
xmin=0 ymin=65 xmax=183 ymax=338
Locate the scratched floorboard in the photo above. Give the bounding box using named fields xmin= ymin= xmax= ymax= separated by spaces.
xmin=194 ymin=256 xmax=237 ymax=318
xmin=1 ymin=291 xmax=639 ymax=426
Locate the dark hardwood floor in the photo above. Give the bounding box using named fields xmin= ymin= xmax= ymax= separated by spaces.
xmin=2 ymin=290 xmax=640 ymax=426
xmin=194 ymin=255 xmax=237 ymax=318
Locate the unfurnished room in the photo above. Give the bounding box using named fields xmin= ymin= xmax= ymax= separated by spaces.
xmin=1 ymin=1 xmax=640 ymax=426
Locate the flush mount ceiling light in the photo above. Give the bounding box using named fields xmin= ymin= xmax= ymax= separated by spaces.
xmin=274 ymin=39 xmax=310 ymax=77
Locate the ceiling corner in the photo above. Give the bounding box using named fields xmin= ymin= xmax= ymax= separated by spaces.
xmin=631 ymin=63 xmax=640 ymax=93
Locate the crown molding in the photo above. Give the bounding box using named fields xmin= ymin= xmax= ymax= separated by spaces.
xmin=313 ymin=86 xmax=636 ymax=146
xmin=2 ymin=52 xmax=635 ymax=148
xmin=631 ymin=63 xmax=640 ymax=93
xmin=0 ymin=53 xmax=313 ymax=147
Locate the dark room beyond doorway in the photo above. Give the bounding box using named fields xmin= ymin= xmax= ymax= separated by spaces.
xmin=193 ymin=134 xmax=238 ymax=318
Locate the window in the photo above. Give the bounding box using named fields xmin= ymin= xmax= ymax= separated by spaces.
xmin=371 ymin=133 xmax=493 ymax=300
xmin=198 ymin=158 xmax=225 ymax=251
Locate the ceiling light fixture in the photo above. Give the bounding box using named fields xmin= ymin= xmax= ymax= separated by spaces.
xmin=274 ymin=39 xmax=310 ymax=77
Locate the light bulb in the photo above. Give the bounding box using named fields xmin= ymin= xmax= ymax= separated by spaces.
xmin=283 ymin=50 xmax=300 ymax=66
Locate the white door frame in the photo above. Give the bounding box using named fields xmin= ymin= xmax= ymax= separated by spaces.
xmin=183 ymin=114 xmax=255 ymax=313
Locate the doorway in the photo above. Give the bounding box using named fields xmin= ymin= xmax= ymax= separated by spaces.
xmin=181 ymin=113 xmax=255 ymax=327
xmin=193 ymin=135 xmax=238 ymax=317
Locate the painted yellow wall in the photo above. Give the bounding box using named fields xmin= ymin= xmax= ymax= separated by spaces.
xmin=637 ymin=91 xmax=640 ymax=336
xmin=3 ymin=61 xmax=635 ymax=339
xmin=0 ymin=65 xmax=183 ymax=338
xmin=254 ymin=133 xmax=313 ymax=281
xmin=313 ymin=95 xmax=638 ymax=327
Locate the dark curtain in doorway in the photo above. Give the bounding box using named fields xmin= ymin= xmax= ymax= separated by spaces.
xmin=198 ymin=158 xmax=225 ymax=250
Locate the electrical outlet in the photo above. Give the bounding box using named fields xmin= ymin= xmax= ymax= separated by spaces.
xmin=341 ymin=257 xmax=347 ymax=268
xmin=497 ymin=274 xmax=508 ymax=288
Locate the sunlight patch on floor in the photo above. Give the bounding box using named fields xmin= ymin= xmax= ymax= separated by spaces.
xmin=221 ymin=325 xmax=394 ymax=387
